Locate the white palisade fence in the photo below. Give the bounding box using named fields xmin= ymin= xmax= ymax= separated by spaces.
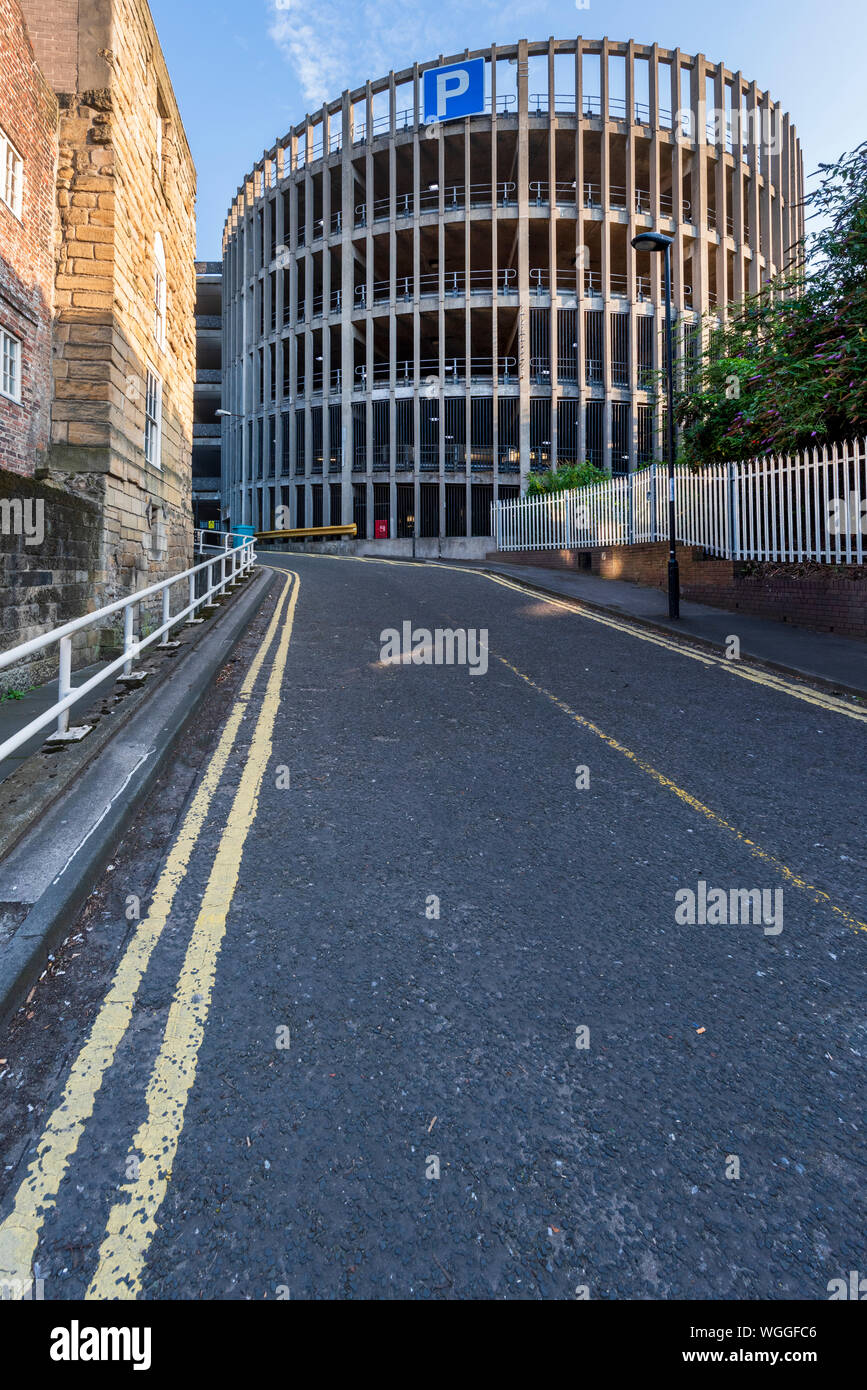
xmin=492 ymin=440 xmax=867 ymax=565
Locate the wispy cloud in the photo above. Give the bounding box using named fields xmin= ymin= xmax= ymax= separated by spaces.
xmin=267 ymin=0 xmax=538 ymax=108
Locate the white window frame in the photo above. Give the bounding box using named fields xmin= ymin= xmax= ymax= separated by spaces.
xmin=1 ymin=126 xmax=24 ymax=219
xmin=0 ymin=327 xmax=22 ymax=403
xmin=144 ymin=364 xmax=163 ymax=469
xmin=153 ymin=231 xmax=167 ymax=349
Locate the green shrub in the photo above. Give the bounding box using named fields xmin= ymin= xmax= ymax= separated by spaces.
xmin=525 ymin=460 xmax=611 ymax=497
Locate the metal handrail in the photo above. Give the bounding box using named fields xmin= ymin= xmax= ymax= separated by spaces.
xmin=0 ymin=532 xmax=256 ymax=762
xmin=486 ymin=95 xmax=517 ymax=113
xmin=529 ymin=181 xmax=578 ymax=205
xmin=528 ymin=267 xmax=646 ymax=300
xmin=357 ymin=268 xmax=517 ymax=305
xmin=525 ymin=94 xmax=657 ymax=121
xmin=356 ymin=182 xmax=516 ymax=225
xmin=353 ymin=355 xmax=517 ymax=387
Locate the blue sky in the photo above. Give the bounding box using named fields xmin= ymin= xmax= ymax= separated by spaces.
xmin=147 ymin=0 xmax=867 ymax=259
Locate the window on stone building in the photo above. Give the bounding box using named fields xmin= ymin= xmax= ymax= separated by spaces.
xmin=154 ymin=232 xmax=167 ymax=348
xmin=156 ymin=92 xmax=169 ymax=182
xmin=145 ymin=366 xmax=163 ymax=468
xmin=1 ymin=328 xmax=21 ymax=401
xmin=1 ymin=127 xmax=23 ymax=219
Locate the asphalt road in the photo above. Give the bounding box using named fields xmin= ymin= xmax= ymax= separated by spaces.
xmin=0 ymin=552 xmax=863 ymax=1301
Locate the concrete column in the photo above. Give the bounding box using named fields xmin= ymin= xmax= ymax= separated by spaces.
xmin=517 ymin=39 xmax=530 ymax=485
xmin=690 ymin=55 xmax=708 ymax=313
xmin=713 ymin=62 xmax=727 ymax=315
xmin=670 ymin=51 xmax=686 ymax=317
xmin=746 ymin=81 xmax=762 ymax=294
xmin=412 ymin=69 xmax=421 ymax=496
xmin=491 ymin=45 xmax=500 ymax=489
xmin=731 ymin=72 xmax=746 ymax=305
xmin=574 ymin=39 xmax=587 ymax=466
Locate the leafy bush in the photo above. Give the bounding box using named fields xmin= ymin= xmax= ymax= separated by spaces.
xmin=676 ymin=142 xmax=867 ymax=462
xmin=525 ymin=460 xmax=611 ymax=496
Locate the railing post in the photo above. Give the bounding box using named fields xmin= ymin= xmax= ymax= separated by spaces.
xmin=728 ymin=460 xmax=738 ymax=560
xmin=159 ymin=586 xmax=171 ymax=646
xmin=123 ymin=603 xmax=135 ymax=677
xmin=650 ymin=462 xmax=658 ymax=541
xmin=187 ymin=571 xmax=201 ymax=624
xmin=57 ymin=635 xmax=72 ymax=735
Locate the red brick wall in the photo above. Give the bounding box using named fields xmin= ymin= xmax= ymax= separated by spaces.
xmin=0 ymin=0 xmax=57 ymax=477
xmin=14 ymin=0 xmax=79 ymax=93
xmin=489 ymin=544 xmax=867 ymax=641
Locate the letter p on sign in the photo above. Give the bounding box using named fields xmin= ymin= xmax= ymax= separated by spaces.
xmin=423 ymin=58 xmax=484 ymax=124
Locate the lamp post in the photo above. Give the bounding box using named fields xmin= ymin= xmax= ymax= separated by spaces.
xmin=218 ymin=408 xmax=238 ymax=533
xmin=631 ymin=230 xmax=679 ymax=618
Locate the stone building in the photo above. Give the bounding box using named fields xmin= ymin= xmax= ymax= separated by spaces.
xmin=18 ymin=0 xmax=197 ymax=601
xmin=1 ymin=0 xmax=99 ymax=685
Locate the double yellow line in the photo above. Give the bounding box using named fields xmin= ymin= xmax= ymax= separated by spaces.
xmin=280 ymin=552 xmax=866 ymax=933
xmin=0 ymin=570 xmax=299 ymax=1299
xmin=495 ymin=651 xmax=867 ymax=937
xmin=275 ymin=552 xmax=866 ymax=723
xmin=441 ymin=565 xmax=867 ymax=724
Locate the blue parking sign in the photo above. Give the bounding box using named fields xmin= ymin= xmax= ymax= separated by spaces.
xmin=423 ymin=57 xmax=485 ymax=124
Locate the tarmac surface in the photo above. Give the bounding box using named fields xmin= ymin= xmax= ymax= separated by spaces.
xmin=0 ymin=552 xmax=863 ymax=1300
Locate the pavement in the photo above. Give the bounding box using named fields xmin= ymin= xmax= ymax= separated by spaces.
xmin=0 ymin=551 xmax=863 ymax=1301
xmin=0 ymin=662 xmax=110 ymax=784
xmin=473 ymin=560 xmax=867 ymax=697
xmin=0 ymin=567 xmax=276 ymax=1031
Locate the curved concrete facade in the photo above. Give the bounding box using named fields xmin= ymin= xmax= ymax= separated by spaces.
xmin=221 ymin=38 xmax=803 ymax=550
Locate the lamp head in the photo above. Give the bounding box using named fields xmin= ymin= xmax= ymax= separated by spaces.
xmin=631 ymin=231 xmax=674 ymax=253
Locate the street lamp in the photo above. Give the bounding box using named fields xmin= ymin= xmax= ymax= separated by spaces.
xmin=213 ymin=412 xmax=234 ymax=530
xmin=631 ymin=230 xmax=679 ymax=618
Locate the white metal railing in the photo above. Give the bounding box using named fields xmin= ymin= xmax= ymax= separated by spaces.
xmin=354 ymin=355 xmax=517 ymax=388
xmin=492 ymin=442 xmax=867 ymax=565
xmin=529 ymin=267 xmax=651 ymax=300
xmin=355 ymin=182 xmax=516 ymax=225
xmin=0 ymin=531 xmax=256 ymax=763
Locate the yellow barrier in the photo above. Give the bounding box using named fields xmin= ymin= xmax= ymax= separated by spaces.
xmin=255 ymin=524 xmax=357 ymax=541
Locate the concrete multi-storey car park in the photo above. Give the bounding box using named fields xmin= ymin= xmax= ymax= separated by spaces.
xmin=221 ymin=37 xmax=803 ymax=552
xmin=193 ymin=260 xmax=223 ymax=530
